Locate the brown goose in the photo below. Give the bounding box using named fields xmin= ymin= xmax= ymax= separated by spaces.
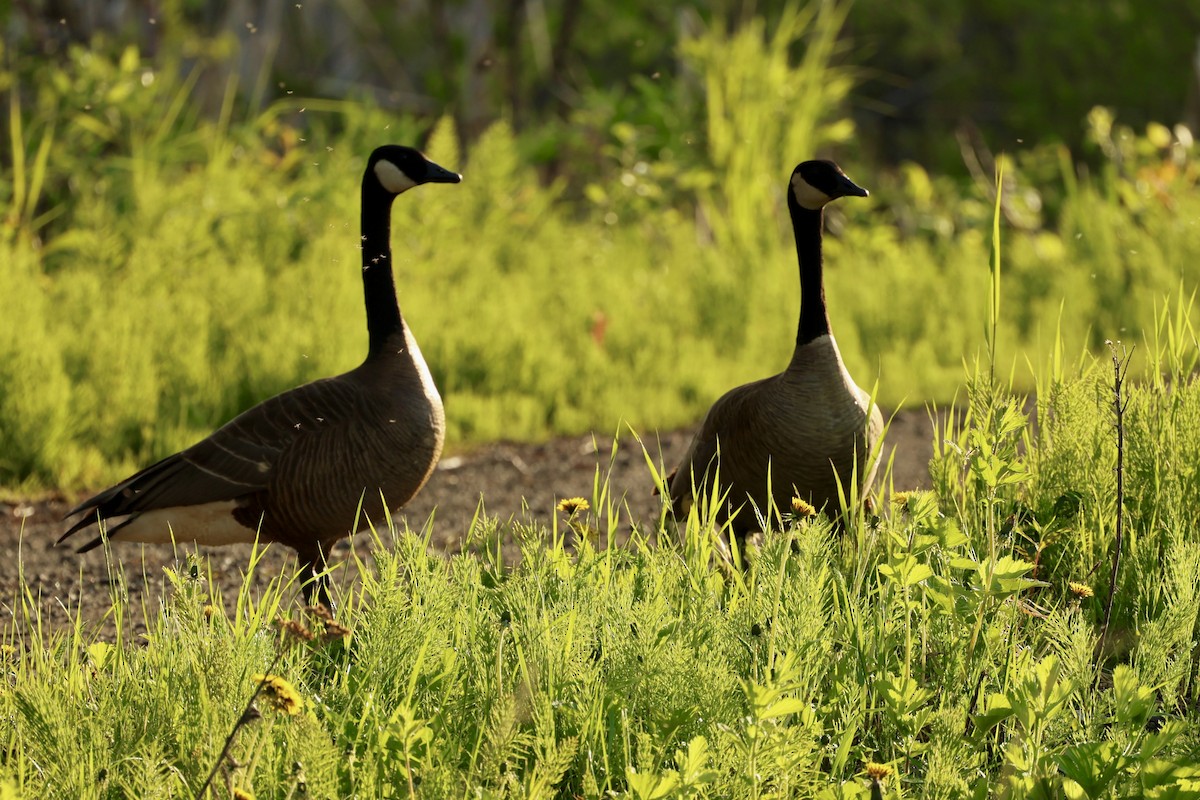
xmin=61 ymin=145 xmax=461 ymax=607
xmin=667 ymin=159 xmax=882 ymax=537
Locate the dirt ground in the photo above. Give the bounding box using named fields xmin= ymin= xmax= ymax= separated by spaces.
xmin=0 ymin=411 xmax=935 ymax=642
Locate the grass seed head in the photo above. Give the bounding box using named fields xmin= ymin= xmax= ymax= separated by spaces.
xmin=322 ymin=619 xmax=352 ymax=642
xmin=274 ymin=615 xmax=316 ymax=645
xmin=304 ymin=604 xmax=335 ymax=622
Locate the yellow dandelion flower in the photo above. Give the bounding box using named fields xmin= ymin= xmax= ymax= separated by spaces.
xmin=232 ymin=789 xmax=255 ymax=800
xmin=865 ymin=761 xmax=892 ymax=780
xmin=557 ymin=497 xmax=590 ymax=516
xmin=203 ymin=604 xmax=216 ymax=620
xmin=790 ymin=497 xmax=817 ymax=517
xmin=1068 ymin=581 xmax=1094 ymax=599
xmin=892 ymin=491 xmax=918 ymax=509
xmin=251 ymin=674 xmax=304 ymax=716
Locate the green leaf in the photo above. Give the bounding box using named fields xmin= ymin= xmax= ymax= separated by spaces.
xmin=972 ymin=693 xmax=1015 ymax=736
xmin=950 ymin=556 xmax=983 ymax=573
xmin=830 ymin=718 xmax=860 ymax=775
xmin=989 ymin=556 xmax=1037 ymax=582
xmin=626 ymin=767 xmax=680 ymax=799
xmin=1055 ymin=741 xmax=1129 ymax=798
xmin=676 ymin=737 xmax=719 ymax=787
xmin=879 ymin=555 xmax=935 ymax=587
xmin=1141 ymin=721 xmax=1188 ymax=761
xmin=760 ymin=697 xmax=808 ymax=719
xmin=876 ymin=674 xmax=933 ymax=719
xmin=937 ymin=519 xmax=969 ymax=549
xmin=1112 ymin=665 xmax=1155 ymax=728
xmin=86 ymin=641 xmax=115 ymax=671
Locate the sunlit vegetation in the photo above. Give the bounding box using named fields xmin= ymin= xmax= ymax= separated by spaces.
xmin=2 ymin=6 xmax=1199 ymax=489
xmin=5 ymin=324 xmax=1200 ymax=795
xmin=5 ymin=1 xmax=1200 ymax=795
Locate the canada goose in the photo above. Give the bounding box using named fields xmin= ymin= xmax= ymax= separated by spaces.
xmin=666 ymin=159 xmax=882 ymax=537
xmin=60 ymin=145 xmax=461 ymax=608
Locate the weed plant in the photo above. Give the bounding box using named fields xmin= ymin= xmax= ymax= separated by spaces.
xmin=5 ymin=299 xmax=1200 ymax=796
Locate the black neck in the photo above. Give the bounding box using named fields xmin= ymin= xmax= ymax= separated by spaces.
xmin=361 ymin=180 xmax=403 ymax=354
xmin=788 ymin=193 xmax=831 ymax=346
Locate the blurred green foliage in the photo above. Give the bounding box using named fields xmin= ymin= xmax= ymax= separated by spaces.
xmin=847 ymin=0 xmax=1199 ymax=168
xmin=6 ymin=0 xmax=1197 ymax=177
xmin=2 ymin=4 xmax=1200 ymax=489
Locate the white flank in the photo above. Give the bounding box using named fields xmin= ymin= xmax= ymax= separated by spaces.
xmin=374 ymin=160 xmax=418 ymax=194
xmin=790 ymin=173 xmax=832 ymax=210
xmin=404 ymin=325 xmax=442 ymax=404
xmin=109 ymin=501 xmax=260 ymax=546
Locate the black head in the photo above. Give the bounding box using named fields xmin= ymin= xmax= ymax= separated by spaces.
xmin=366 ymin=145 xmax=462 ymax=195
xmin=789 ymin=159 xmax=868 ymax=211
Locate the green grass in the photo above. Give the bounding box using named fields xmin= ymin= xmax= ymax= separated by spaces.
xmin=5 ymin=331 xmax=1200 ymax=797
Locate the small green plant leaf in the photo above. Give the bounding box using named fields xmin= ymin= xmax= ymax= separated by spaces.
xmin=879 ymin=556 xmax=935 ymax=588
xmin=759 ymin=696 xmax=808 ymax=720
xmin=1055 ymin=741 xmax=1129 ymax=798
xmin=1112 ymin=665 xmax=1155 ymax=728
xmin=1139 ymin=758 xmax=1200 ymax=797
xmin=626 ymin=767 xmax=681 ymax=799
xmin=972 ymin=693 xmax=1015 ymax=737
xmin=675 ymin=736 xmax=719 ymax=788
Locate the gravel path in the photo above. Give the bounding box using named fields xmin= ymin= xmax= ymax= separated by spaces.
xmin=1 ymin=411 xmax=935 ymax=642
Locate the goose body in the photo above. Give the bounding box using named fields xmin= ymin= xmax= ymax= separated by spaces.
xmin=667 ymin=159 xmax=882 ymax=534
xmin=61 ymin=145 xmax=461 ymax=606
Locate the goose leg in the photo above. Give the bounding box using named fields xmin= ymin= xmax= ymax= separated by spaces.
xmin=301 ymin=570 xmax=335 ymax=613
xmin=298 ymin=546 xmax=336 ymax=614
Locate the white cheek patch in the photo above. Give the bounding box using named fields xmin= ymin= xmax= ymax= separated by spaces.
xmin=791 ymin=174 xmax=832 ymax=210
xmin=374 ymin=160 xmax=418 ymax=194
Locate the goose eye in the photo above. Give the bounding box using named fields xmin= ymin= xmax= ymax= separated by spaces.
xmin=374 ymin=159 xmax=418 ymax=194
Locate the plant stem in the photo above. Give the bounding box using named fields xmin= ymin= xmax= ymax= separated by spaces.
xmin=988 ymin=161 xmax=1005 ymax=388
xmin=194 ymin=650 xmax=284 ymax=800
xmin=1101 ymin=341 xmax=1132 ymax=641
